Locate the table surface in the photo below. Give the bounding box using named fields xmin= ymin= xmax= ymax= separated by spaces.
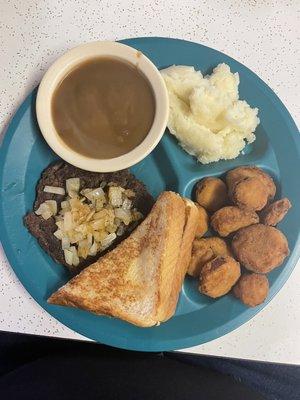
xmin=0 ymin=0 xmax=299 ymax=364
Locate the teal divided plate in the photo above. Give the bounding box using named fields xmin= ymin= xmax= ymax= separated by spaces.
xmin=1 ymin=38 xmax=299 ymax=351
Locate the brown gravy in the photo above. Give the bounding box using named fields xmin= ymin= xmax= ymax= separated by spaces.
xmin=52 ymin=57 xmax=155 ymax=159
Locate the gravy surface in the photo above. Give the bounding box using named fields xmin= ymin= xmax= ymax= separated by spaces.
xmin=52 ymin=57 xmax=155 ymax=159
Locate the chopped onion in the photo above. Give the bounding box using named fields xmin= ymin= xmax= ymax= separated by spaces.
xmin=122 ymin=198 xmax=132 ymax=210
xmin=81 ymin=188 xmax=93 ymax=197
xmin=77 ymin=239 xmax=89 ymax=259
xmin=66 ymin=178 xmax=80 ymax=197
xmin=35 ymin=201 xmax=56 ymax=220
xmin=64 ymin=249 xmax=73 ymax=265
xmin=108 ymin=186 xmax=123 ymax=207
xmin=84 ymin=187 xmax=105 ymax=202
xmin=87 ymin=233 xmax=93 ymax=247
xmin=55 ymin=220 xmax=63 ymax=230
xmin=69 ymin=198 xmax=82 ymax=209
xmin=95 ymin=198 xmax=105 ymax=211
xmin=44 ymin=186 xmax=65 ymax=195
xmin=35 ymin=202 xmax=49 ymax=216
xmin=115 ymin=208 xmax=132 ymax=225
xmin=69 ymin=246 xmax=80 ymax=266
xmin=42 ymin=211 xmax=53 ymax=220
xmin=50 ymin=179 xmax=140 ymax=262
xmin=88 ymin=240 xmax=98 ymax=256
xmin=101 ymin=233 xmax=117 ymax=248
xmin=116 ymin=224 xmax=125 ymax=236
xmin=92 ymin=219 xmax=105 ymax=230
xmin=45 ymin=200 xmax=57 ymax=215
xmin=61 ymin=236 xmax=70 ymax=250
xmin=63 ymin=211 xmax=73 ymax=231
xmin=61 ymin=200 xmax=70 ymax=210
xmin=86 ymin=210 xmax=95 ymax=222
xmin=53 ymin=229 xmax=63 ymax=240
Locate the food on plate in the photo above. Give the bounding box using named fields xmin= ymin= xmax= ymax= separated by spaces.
xmin=194 ymin=204 xmax=209 ymax=238
xmin=174 ymin=199 xmax=202 ymax=300
xmin=232 ymin=224 xmax=289 ymax=273
xmin=52 ymin=57 xmax=155 ymax=159
xmin=48 ymin=192 xmax=199 ymax=327
xmin=160 ymin=63 xmax=259 ymax=164
xmin=233 ymin=273 xmax=269 ymax=307
xmin=226 ymin=166 xmax=276 ymax=201
xmin=195 ymin=177 xmax=228 ymax=213
xmin=188 ymin=165 xmax=290 ymax=307
xmin=230 ymin=176 xmax=269 ymax=211
xmin=199 ymin=256 xmax=241 ymax=298
xmin=211 ymin=206 xmax=259 ymax=237
xmin=187 ymin=237 xmax=231 ymax=277
xmin=24 ymin=162 xmax=154 ymax=272
xmin=261 ymin=198 xmax=291 ymax=226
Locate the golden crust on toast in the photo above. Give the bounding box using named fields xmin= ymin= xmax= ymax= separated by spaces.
xmin=49 ymin=191 xmax=191 ymax=327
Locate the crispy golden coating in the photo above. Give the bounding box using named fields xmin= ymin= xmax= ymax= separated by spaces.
xmin=261 ymin=198 xmax=291 ymax=226
xmin=187 ymin=237 xmax=231 ymax=277
xmin=231 ymin=177 xmax=269 ymax=211
xmin=226 ymin=166 xmax=276 ymax=201
xmin=199 ymin=256 xmax=241 ymax=298
xmin=232 ymin=224 xmax=289 ymax=273
xmin=195 ymin=177 xmax=228 ymax=213
xmin=211 ymin=206 xmax=259 ymax=237
xmin=195 ymin=204 xmax=209 ymax=238
xmin=233 ymin=273 xmax=269 ymax=307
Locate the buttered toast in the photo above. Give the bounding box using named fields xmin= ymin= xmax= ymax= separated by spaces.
xmin=48 ymin=192 xmax=199 ymax=327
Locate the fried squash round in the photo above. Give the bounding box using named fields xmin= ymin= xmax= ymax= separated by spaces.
xmin=195 ymin=177 xmax=228 ymax=213
xmin=261 ymin=198 xmax=291 ymax=226
xmin=211 ymin=206 xmax=259 ymax=237
xmin=231 ymin=176 xmax=269 ymax=211
xmin=233 ymin=273 xmax=269 ymax=307
xmin=188 ymin=237 xmax=231 ymax=277
xmin=226 ymin=166 xmax=276 ymax=202
xmin=199 ymin=256 xmax=241 ymax=298
xmin=232 ymin=224 xmax=289 ymax=273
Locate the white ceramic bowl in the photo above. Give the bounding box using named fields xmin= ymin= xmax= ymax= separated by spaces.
xmin=36 ymin=41 xmax=169 ymax=172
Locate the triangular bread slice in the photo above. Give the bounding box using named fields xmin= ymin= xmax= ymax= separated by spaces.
xmin=48 ymin=191 xmax=194 ymax=327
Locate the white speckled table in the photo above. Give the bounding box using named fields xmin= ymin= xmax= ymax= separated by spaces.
xmin=0 ymin=0 xmax=299 ymax=364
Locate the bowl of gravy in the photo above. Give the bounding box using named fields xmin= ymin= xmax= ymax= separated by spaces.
xmin=36 ymin=41 xmax=169 ymax=172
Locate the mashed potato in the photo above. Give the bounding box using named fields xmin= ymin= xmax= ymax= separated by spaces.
xmin=161 ymin=64 xmax=259 ymax=164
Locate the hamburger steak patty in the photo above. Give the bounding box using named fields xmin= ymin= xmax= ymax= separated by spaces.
xmin=24 ymin=161 xmax=154 ymax=273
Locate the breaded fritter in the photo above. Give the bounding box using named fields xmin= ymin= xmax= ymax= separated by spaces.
xmin=233 ymin=273 xmax=269 ymax=307
xmin=231 ymin=176 xmax=269 ymax=211
xmin=211 ymin=206 xmax=259 ymax=237
xmin=195 ymin=177 xmax=228 ymax=213
xmin=232 ymin=224 xmax=289 ymax=273
xmin=187 ymin=237 xmax=231 ymax=277
xmin=195 ymin=204 xmax=209 ymax=238
xmin=261 ymin=198 xmax=291 ymax=226
xmin=199 ymin=256 xmax=241 ymax=298
xmin=226 ymin=166 xmax=276 ymax=201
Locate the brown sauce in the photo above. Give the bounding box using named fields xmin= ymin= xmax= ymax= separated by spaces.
xmin=52 ymin=57 xmax=155 ymax=159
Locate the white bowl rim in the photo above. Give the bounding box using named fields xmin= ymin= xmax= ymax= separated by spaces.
xmin=36 ymin=40 xmax=169 ymax=172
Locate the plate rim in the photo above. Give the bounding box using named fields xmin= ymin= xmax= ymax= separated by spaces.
xmin=1 ymin=37 xmax=300 ymax=351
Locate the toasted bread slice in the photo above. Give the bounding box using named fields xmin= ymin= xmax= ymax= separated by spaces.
xmin=48 ymin=191 xmax=188 ymax=327
xmin=163 ymin=199 xmax=200 ymax=320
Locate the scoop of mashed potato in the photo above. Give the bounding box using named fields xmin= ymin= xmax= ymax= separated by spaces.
xmin=161 ymin=64 xmax=259 ymax=164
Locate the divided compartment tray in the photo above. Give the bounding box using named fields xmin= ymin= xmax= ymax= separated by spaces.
xmin=1 ymin=37 xmax=299 ymax=351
